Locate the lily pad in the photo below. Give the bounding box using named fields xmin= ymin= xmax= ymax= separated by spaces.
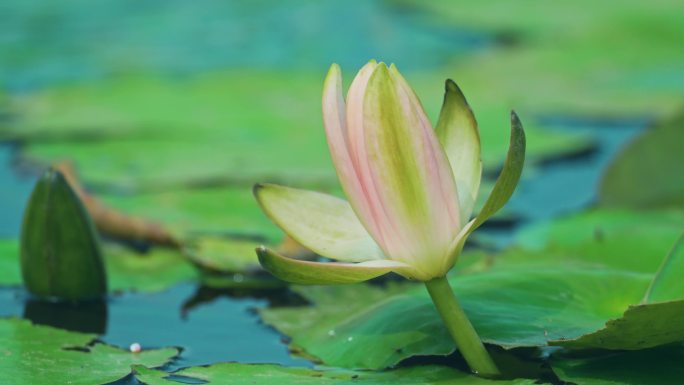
xmin=133 ymin=363 xmax=536 ymax=385
xmin=514 ymin=208 xmax=684 ymax=273
xmin=397 ymin=1 xmax=684 ymax=116
xmin=7 ymin=71 xmax=588 ymax=190
xmin=551 ymin=300 xmax=684 ymax=350
xmin=101 ymin=187 xmax=283 ymax=243
xmin=106 ymin=245 xmax=198 ymax=293
xmin=599 ymin=113 xmax=684 ymax=209
xmin=0 ymin=318 xmax=178 ymax=385
xmin=0 ymin=239 xmax=21 ymax=286
xmin=260 ymin=262 xmax=655 ymax=369
xmin=551 ymin=345 xmax=684 ymax=385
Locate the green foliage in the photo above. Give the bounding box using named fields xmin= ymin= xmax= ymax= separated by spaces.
xmin=133 ymin=363 xmax=536 ymax=385
xmin=260 ymin=263 xmax=654 ymax=369
xmin=0 ymin=318 xmax=178 ymax=385
xmin=599 ymin=113 xmax=684 ymax=209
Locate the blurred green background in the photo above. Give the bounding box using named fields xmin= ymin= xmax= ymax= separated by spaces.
xmin=1 ymin=1 xmax=684 ymax=382
xmin=1 ymin=0 xmax=683 ymax=241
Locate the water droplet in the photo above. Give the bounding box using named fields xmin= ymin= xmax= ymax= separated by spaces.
xmin=347 ymin=336 xmax=354 ymax=342
xmin=233 ymin=273 xmax=244 ymax=283
xmin=328 ymin=330 xmax=336 ymax=337
xmin=129 ymin=343 xmax=141 ymax=353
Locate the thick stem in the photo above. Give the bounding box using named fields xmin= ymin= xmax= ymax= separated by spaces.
xmin=425 ymin=276 xmax=499 ymax=377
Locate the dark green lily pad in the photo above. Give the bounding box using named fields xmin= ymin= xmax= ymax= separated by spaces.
xmin=599 ymin=113 xmax=684 ymax=209
xmin=514 ymin=209 xmax=684 ymax=273
xmin=551 ymin=345 xmax=684 ymax=385
xmin=0 ymin=318 xmax=178 ymax=385
xmin=133 ymin=363 xmax=536 ymax=385
xmin=260 ymin=262 xmax=654 ymax=369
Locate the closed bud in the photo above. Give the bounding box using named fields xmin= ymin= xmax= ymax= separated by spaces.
xmin=20 ymin=168 xmax=107 ymax=301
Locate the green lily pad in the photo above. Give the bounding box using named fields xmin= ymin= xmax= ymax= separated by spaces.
xmin=7 ymin=71 xmax=589 ymax=190
xmin=0 ymin=239 xmax=21 ymax=286
xmin=514 ymin=208 xmax=684 ymax=273
xmin=552 ymin=300 xmax=684 ymax=350
xmin=0 ymin=318 xmax=178 ymax=385
xmin=106 ymin=245 xmax=198 ymax=293
xmin=551 ymin=345 xmax=684 ymax=385
xmin=397 ymin=1 xmax=684 ymax=116
xmin=260 ymin=262 xmax=655 ymax=369
xmin=183 ymin=235 xmax=262 ymax=273
xmin=133 ymin=363 xmax=536 ymax=385
xmin=599 ymin=113 xmax=684 ymax=209
xmin=101 ymin=187 xmax=283 ymax=243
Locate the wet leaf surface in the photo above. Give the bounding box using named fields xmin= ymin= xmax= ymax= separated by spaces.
xmin=133 ymin=363 xmax=537 ymax=385
xmin=260 ymin=262 xmax=653 ymax=369
xmin=0 ymin=318 xmax=178 ymax=385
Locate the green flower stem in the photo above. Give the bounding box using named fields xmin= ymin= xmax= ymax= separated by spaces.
xmin=425 ymin=276 xmax=499 ymax=377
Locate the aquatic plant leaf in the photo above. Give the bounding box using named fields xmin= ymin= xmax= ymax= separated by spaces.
xmin=101 ymin=186 xmax=283 ymax=243
xmin=599 ymin=113 xmax=684 ymax=209
xmin=514 ymin=208 xmax=684 ymax=273
xmin=0 ymin=239 xmax=21 ymax=286
xmin=133 ymin=362 xmax=536 ymax=385
xmin=21 ymin=169 xmax=107 ymax=300
xmin=0 ymin=318 xmax=178 ymax=385
xmin=551 ymin=345 xmax=684 ymax=385
xmin=551 ymin=299 xmax=684 ymax=350
xmin=260 ymin=262 xmax=658 ymax=369
xmin=6 ymin=73 xmax=588 ymax=190
xmin=106 ymin=245 xmax=198 ymax=293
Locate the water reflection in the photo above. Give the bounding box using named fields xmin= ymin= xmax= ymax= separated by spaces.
xmin=23 ymin=298 xmax=108 ymax=335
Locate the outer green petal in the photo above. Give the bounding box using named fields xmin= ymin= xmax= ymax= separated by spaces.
xmin=256 ymin=247 xmax=414 ymax=285
xmin=444 ymin=111 xmax=526 ymax=271
xmin=254 ymin=183 xmax=383 ymax=263
xmin=472 ymin=111 xmax=526 ymax=230
xmin=435 ymin=79 xmax=482 ymax=225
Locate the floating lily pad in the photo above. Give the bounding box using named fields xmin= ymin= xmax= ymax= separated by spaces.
xmin=599 ymin=113 xmax=684 ymax=209
xmin=101 ymin=187 xmax=283 ymax=243
xmin=0 ymin=239 xmax=21 ymax=286
xmin=0 ymin=318 xmax=178 ymax=385
xmin=133 ymin=363 xmax=536 ymax=385
xmin=397 ymin=1 xmax=684 ymax=116
xmin=551 ymin=345 xmax=684 ymax=385
xmin=8 ymin=71 xmax=589 ymax=190
xmin=514 ymin=209 xmax=684 ymax=273
xmin=106 ymin=245 xmax=198 ymax=293
xmin=260 ymin=263 xmax=655 ymax=369
xmin=551 ymin=300 xmax=684 ymax=350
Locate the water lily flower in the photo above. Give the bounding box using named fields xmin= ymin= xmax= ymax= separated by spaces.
xmin=254 ymin=61 xmax=525 ymax=376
